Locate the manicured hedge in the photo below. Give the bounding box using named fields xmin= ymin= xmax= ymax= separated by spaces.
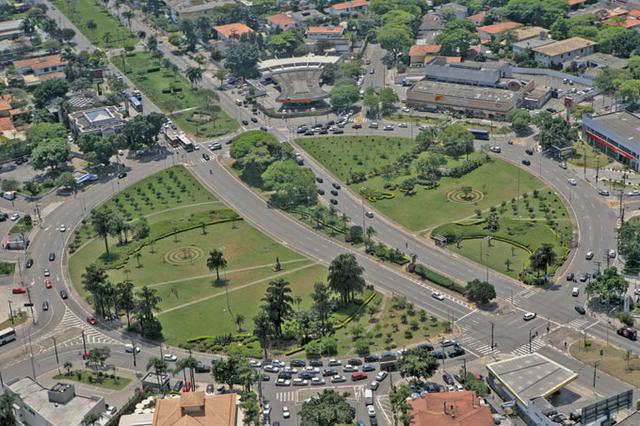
xmin=413 ymin=264 xmax=465 ymax=294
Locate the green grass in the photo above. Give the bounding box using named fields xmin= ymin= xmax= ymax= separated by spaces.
xmin=53 ymin=371 xmax=131 ymax=390
xmin=451 ymin=238 xmax=531 ymax=279
xmin=10 ymin=216 xmax=32 ymax=234
xmin=172 ymin=108 xmax=239 ymax=141
xmin=0 ymin=261 xmax=15 ymax=276
xmin=0 ymin=311 xmax=27 ymax=329
xmin=570 ymin=340 xmax=640 ymax=388
xmin=568 ymin=140 xmax=612 ymax=169
xmin=51 ymin=0 xmax=136 ymax=49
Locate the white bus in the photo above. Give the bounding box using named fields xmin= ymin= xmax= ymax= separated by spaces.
xmin=0 ymin=327 xmax=16 ymax=346
xmin=177 ymin=134 xmax=194 ymax=152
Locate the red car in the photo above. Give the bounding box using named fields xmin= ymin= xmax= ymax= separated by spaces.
xmin=351 ymin=372 xmax=368 ymax=381
xmin=12 ymin=287 xmax=26 ymax=294
xmin=352 ymin=123 xmax=362 ymax=129
xmin=44 ymin=278 xmax=52 ymax=289
xmin=86 ymin=317 xmax=97 ymax=325
xmin=365 ymin=58 xmax=371 ymax=65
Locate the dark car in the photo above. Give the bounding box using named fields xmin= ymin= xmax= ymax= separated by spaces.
xmin=0 ymin=212 xmax=7 ymax=221
xmin=173 ymin=380 xmax=183 ymax=392
xmin=579 ymin=273 xmax=589 ymax=282
xmin=316 ymin=177 xmax=324 ymax=183
xmin=304 ymin=130 xmax=315 ymax=136
xmin=566 ymin=272 xmax=575 ymax=281
xmin=546 ymin=107 xmax=557 ymax=113
xmin=454 ymin=374 xmax=465 ymax=384
xmin=299 ymin=371 xmax=315 ymax=380
xmin=49 ymin=252 xmax=56 ymax=261
xmin=330 ymin=198 xmax=338 ymax=205
xmin=259 ymin=126 xmax=268 ymax=131
xmin=417 ymin=343 xmax=434 ymax=351
xmin=423 ymin=382 xmax=440 ymax=392
xmin=522 ymin=159 xmax=531 ymax=166
xmin=242 ymin=120 xmax=249 ymax=125
xmin=443 ymin=373 xmax=455 ymax=385
xmin=332 ymin=183 xmax=341 ymax=190
xmin=309 ymin=359 xmax=323 ymax=367
xmin=42 ymin=300 xmax=49 ymax=311
xmin=448 ymin=346 xmax=465 ymax=358
xmin=317 ymin=188 xmax=325 ymax=195
xmin=117 ymin=171 xmax=127 ymax=179
xmin=322 ymin=369 xmax=337 ymax=377
xmin=364 ymin=354 xmax=380 ymax=363
xmin=318 ymin=129 xmax=328 ymax=134
xmin=25 ymin=258 xmax=33 ymax=269
xmin=332 ymin=129 xmax=344 ymax=134
xmin=352 ymin=123 xmax=362 ymax=129
xmin=278 ymin=372 xmax=293 ymax=380
xmin=348 ymin=358 xmax=363 ymax=366
xmin=59 ymin=289 xmax=68 ymax=299
xmin=330 ymin=189 xmax=339 ymax=196
xmin=202 ymin=153 xmax=210 ymax=161
xmin=290 ymin=360 xmax=306 ymax=367
xmin=251 ymin=117 xmax=258 ymax=123
xmin=525 ymin=148 xmax=534 ymax=155
xmin=195 ymin=361 xmax=210 ymax=373
xmin=432 ymin=351 xmax=446 ymax=359
xmin=262 ymin=375 xmax=270 ymax=381
xmin=575 ymin=305 xmax=586 ymax=315
xmin=87 ymin=317 xmax=97 ymax=325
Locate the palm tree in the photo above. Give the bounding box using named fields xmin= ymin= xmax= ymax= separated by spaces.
xmin=183 ymin=356 xmax=199 ymax=391
xmin=122 ymin=10 xmax=134 ymax=29
xmin=116 ymin=280 xmax=135 ymax=328
xmin=102 ymin=31 xmax=112 ymax=46
xmin=135 ymin=252 xmax=142 ymax=268
xmin=235 ymin=314 xmax=245 ymax=331
xmin=207 ymin=249 xmax=227 ymax=281
xmin=328 ymin=253 xmax=365 ymax=304
xmin=63 ymin=361 xmax=73 ymax=375
xmin=0 ymin=392 xmax=16 ymax=426
xmin=146 ymin=357 xmax=168 ymax=394
xmin=366 ymin=226 xmax=376 ymax=242
xmin=91 ymin=208 xmax=113 ymax=255
xmin=261 ymin=278 xmax=294 ymax=337
xmin=185 ymin=67 xmax=203 ymax=88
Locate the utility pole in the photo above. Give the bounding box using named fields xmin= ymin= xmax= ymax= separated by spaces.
xmin=462 ymin=358 xmax=467 ymax=380
xmin=595 ymin=157 xmax=600 ymax=185
xmin=490 ymin=322 xmax=494 ymax=351
xmin=8 ymin=300 xmax=14 ymax=326
xmin=132 ymin=340 xmax=138 ymax=368
xmin=595 ymin=261 xmax=601 ymax=275
xmin=529 ymin=328 xmax=533 ymax=354
xmin=583 ymin=146 xmax=587 ymax=178
xmin=593 ymin=361 xmax=599 ymax=387
xmin=25 ymin=286 xmax=35 ymax=324
xmin=52 ymin=337 xmax=59 ymax=365
xmin=81 ymin=330 xmax=87 ymax=356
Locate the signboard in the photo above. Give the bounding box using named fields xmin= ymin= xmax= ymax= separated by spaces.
xmin=90 ymin=69 xmax=104 ymax=84
xmin=581 ymin=390 xmax=633 ymax=424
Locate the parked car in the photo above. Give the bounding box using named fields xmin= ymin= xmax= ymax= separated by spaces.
xmin=375 ymin=371 xmax=388 ymax=382
xmin=440 ymin=339 xmax=458 ymax=347
xmin=330 ymin=198 xmax=338 ymax=205
xmin=117 ymin=172 xmax=127 ymax=179
xmin=309 ymin=359 xmax=323 ymax=367
xmin=332 ymin=375 xmax=346 ymax=383
xmin=347 ymin=358 xmax=363 ymax=366
xmin=523 ymin=312 xmax=537 ymax=321
xmin=566 ymin=272 xmax=574 ymax=281
xmin=525 ymin=148 xmax=534 ymax=155
xmin=323 ymin=369 xmax=337 ymax=377
xmin=49 ymin=252 xmax=56 ymax=261
xmin=351 ymin=372 xmax=368 ymax=381
xmin=522 ymin=159 xmax=531 ymax=166
xmin=86 ymin=317 xmax=97 ymax=325
xmin=585 ymin=250 xmax=594 ymax=260
xmin=44 ymin=269 xmax=50 ymax=277
xmin=572 ymin=287 xmax=580 ymax=297
xmin=598 ymin=189 xmax=610 ymax=196
xmin=370 ymin=381 xmax=379 ymax=390
xmin=575 ymin=305 xmax=586 ymax=315
xmin=448 ymin=346 xmax=465 ymax=357
xmin=364 ymin=354 xmax=380 ymax=363
xmin=163 ymin=353 xmax=178 ymax=362
xmin=362 ymin=364 xmax=376 ymax=372
xmin=275 ymin=378 xmax=291 ymax=386
xmin=290 ymin=359 xmax=306 ymax=367
xmin=617 ymin=326 xmax=637 ymax=340
xmin=206 ymin=384 xmax=214 ymax=394
xmin=367 ymin=405 xmax=376 ymax=417
xmin=352 ymin=123 xmax=362 ymax=129
xmin=442 ymin=373 xmax=455 ymax=385
xmin=490 ymin=146 xmax=501 ymax=153
xmin=328 ymin=359 xmax=342 ymax=366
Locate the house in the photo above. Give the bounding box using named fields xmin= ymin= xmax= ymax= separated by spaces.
xmin=532 ymin=36 xmax=596 ymax=66
xmin=213 ymin=23 xmax=255 ymax=42
xmin=266 ymin=13 xmax=297 ymax=31
xmin=0 ymin=19 xmax=24 ymax=41
xmin=305 ymin=25 xmax=350 ymax=52
xmin=409 ymin=44 xmax=442 ymax=65
xmin=467 ymin=11 xmax=485 ymax=26
xmin=606 ymin=16 xmax=640 ymax=31
xmin=290 ymin=9 xmax=327 ymax=25
xmin=153 ymin=391 xmax=237 ymax=426
xmin=567 ymin=0 xmax=586 ymax=9
xmin=0 ymin=93 xmax=29 ymax=122
xmin=69 ymin=106 xmax=126 ymax=136
xmin=3 ymin=377 xmax=105 ymax=425
xmin=514 ymin=26 xmax=549 ymax=41
xmin=0 ymin=37 xmax=33 ymax=63
xmin=407 ymin=390 xmax=494 ymax=426
xmin=433 ymin=2 xmax=468 ymax=18
xmin=327 ymin=0 xmax=368 ymax=16
xmin=0 ymin=116 xmax=16 ymax=138
xmin=305 ymin=25 xmax=344 ymax=40
xmin=12 ymin=54 xmax=66 ymax=86
xmin=477 ymin=21 xmax=522 ymax=41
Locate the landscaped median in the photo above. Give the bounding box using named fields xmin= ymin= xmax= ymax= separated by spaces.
xmin=53 ymin=370 xmax=131 ymax=391
xmin=570 ymin=338 xmax=640 ymax=388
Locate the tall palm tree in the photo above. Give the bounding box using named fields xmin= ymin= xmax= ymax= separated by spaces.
xmin=261 ymin=278 xmax=294 ymax=337
xmin=185 ymin=67 xmax=203 ymax=88
xmin=235 ymin=314 xmax=245 ymax=331
xmin=146 ymin=357 xmax=168 ymax=394
xmin=63 ymin=361 xmax=73 ymax=375
xmin=122 ymin=10 xmax=134 ymax=29
xmin=207 ymin=249 xmax=227 ymax=281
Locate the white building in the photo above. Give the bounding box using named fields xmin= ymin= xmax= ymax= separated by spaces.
xmin=68 ymin=106 xmax=126 ymax=136
xmin=532 ymin=37 xmax=597 ymax=67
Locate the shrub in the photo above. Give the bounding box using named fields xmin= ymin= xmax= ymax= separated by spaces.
xmin=413 ymin=264 xmax=465 ymax=293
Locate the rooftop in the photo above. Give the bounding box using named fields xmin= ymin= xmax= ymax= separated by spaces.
xmin=0 ymin=19 xmax=23 ymax=33
xmin=408 ymin=390 xmax=493 ymax=426
xmin=567 ymin=0 xmax=586 ymax=5
xmin=532 ymin=36 xmax=596 ymax=57
xmin=13 ymin=54 xmax=65 ymax=71
xmin=578 ymin=52 xmax=629 ymax=69
xmin=588 ymin=111 xmax=640 ymax=147
xmin=0 ymin=116 xmax=15 ymax=132
xmin=306 ymin=25 xmax=344 ymax=34
xmin=330 ymin=0 xmax=368 ymax=10
xmin=486 ymin=353 xmax=578 ymax=405
xmin=512 ymin=37 xmax=554 ymax=50
xmin=259 ymin=54 xmax=340 ymax=72
xmin=514 ymin=26 xmax=549 ymax=41
xmin=478 ymin=21 xmax=522 ymax=34
xmin=266 ymin=13 xmax=295 ymax=27
xmin=408 ymin=80 xmax=519 ymax=112
xmin=409 ymin=44 xmax=442 ymax=56
xmin=153 ymin=392 xmax=236 ymax=426
xmin=606 ymin=17 xmax=640 ymax=28
xmin=274 ymin=69 xmax=327 ymax=102
xmin=467 ymin=11 xmax=486 ymax=22
xmin=213 ymin=23 xmax=254 ymax=39
xmin=6 ymin=377 xmax=102 ymax=426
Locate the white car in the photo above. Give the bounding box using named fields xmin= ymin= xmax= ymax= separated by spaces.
xmin=447 ymin=385 xmax=455 ymax=392
xmin=311 ymin=377 xmax=325 ymax=385
xmin=367 ymin=405 xmax=376 ymax=417
xmin=249 ymin=360 xmax=262 ymax=368
xmin=124 ymin=344 xmax=140 ymax=353
xmin=263 ymin=404 xmax=271 ymax=417
xmin=163 ymin=353 xmax=177 ymax=362
xmin=59 ymin=224 xmax=66 ymax=232
xmin=292 ymin=378 xmax=308 ymax=386
xmin=401 ymin=107 xmax=410 ymax=112
xmin=490 ymin=146 xmax=501 ymax=153
xmin=456 ymin=384 xmax=464 ymax=391
xmin=331 ymin=375 xmax=346 ymax=383
xmin=370 ymin=381 xmax=379 ymax=390
xmin=275 ymin=378 xmax=291 ymax=386
xmin=283 ymin=406 xmax=290 ymax=418
xmin=398 ymin=122 xmax=408 ymax=128
xmin=567 ymin=178 xmax=577 ymax=186
xmin=523 ymin=312 xmax=537 ymax=321
xmin=328 ymin=359 xmax=342 ymax=366
xmin=628 ymin=189 xmax=640 ymax=197
xmin=9 ymin=213 xmax=19 ymax=221
xmin=343 ymin=364 xmax=358 ymax=372
xmin=263 ymin=365 xmax=280 ymax=373
xmin=432 ymin=291 xmax=445 ymax=301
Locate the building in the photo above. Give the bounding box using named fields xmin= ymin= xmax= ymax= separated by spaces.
xmin=407 ymin=390 xmax=493 ymax=426
xmin=141 ymin=371 xmax=171 ymax=392
xmin=582 ymin=110 xmax=640 ymax=170
xmin=168 ymin=0 xmax=234 ymax=23
xmin=409 ymin=44 xmax=442 ymax=65
xmin=305 ymin=25 xmax=344 ymax=40
xmin=605 ymin=16 xmax=640 ymax=31
xmin=514 ymin=26 xmax=549 ymax=42
xmin=0 ymin=19 xmax=24 ymax=40
xmin=327 ymin=0 xmax=368 ymax=16
xmin=12 ymin=54 xmax=66 ymax=86
xmin=418 ymin=13 xmax=444 ymax=42
xmin=153 ymin=391 xmax=237 ymax=426
xmin=532 ymin=36 xmax=596 ymax=66
xmin=213 ymin=23 xmax=255 ymax=42
xmin=305 ymin=26 xmax=350 ymax=52
xmin=522 ymin=85 xmax=552 ymax=109
xmin=69 ymin=106 xmax=126 ymax=136
xmin=0 ymin=36 xmax=33 ymax=63
xmin=477 ymin=21 xmax=522 ymax=41
xmin=433 ymin=2 xmax=468 ymax=18
xmin=467 ymin=11 xmax=486 ymax=26
xmin=423 ymin=57 xmax=514 ymax=87
xmin=266 ymin=13 xmax=297 ymax=31
xmin=4 ymin=378 xmax=105 ymax=426
xmin=511 ymin=32 xmax=553 ymax=53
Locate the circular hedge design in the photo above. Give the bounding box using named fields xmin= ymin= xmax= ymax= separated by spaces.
xmin=165 ymin=245 xmax=205 ymax=264
xmin=446 ymin=189 xmax=484 ymax=204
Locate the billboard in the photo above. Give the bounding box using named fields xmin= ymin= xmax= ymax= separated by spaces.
xmin=581 ymin=390 xmax=633 ymax=424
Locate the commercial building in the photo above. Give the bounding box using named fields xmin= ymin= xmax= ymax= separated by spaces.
xmin=0 ymin=19 xmax=24 ymax=40
xmin=12 ymin=54 xmax=67 ymax=86
xmin=407 ymin=390 xmax=493 ymax=426
xmin=69 ymin=106 xmax=126 ymax=136
xmin=327 ymin=0 xmax=368 ymax=16
xmin=433 ymin=2 xmax=468 ymax=18
xmin=4 ymin=377 xmax=105 ymax=426
xmin=582 ymin=110 xmax=640 ymax=170
xmin=512 ymin=32 xmax=554 ymax=53
xmin=477 ymin=21 xmax=522 ymax=41
xmin=153 ymin=391 xmax=237 ymax=426
xmin=423 ymin=58 xmax=514 ymax=87
xmin=213 ymin=23 xmax=255 ymax=42
xmin=532 ymin=37 xmax=596 ymax=66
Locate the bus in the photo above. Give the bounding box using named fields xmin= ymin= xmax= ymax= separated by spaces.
xmin=0 ymin=327 xmax=16 ymax=346
xmin=129 ymin=96 xmax=143 ymax=113
xmin=177 ymin=134 xmax=194 ymax=152
xmin=468 ymin=129 xmax=490 ymax=140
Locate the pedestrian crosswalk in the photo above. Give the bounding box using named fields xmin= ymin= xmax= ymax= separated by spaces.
xmin=510 ymin=288 xmax=537 ymax=305
xmin=511 ymin=337 xmax=545 ymax=356
xmin=457 ymin=327 xmax=500 ymax=357
xmin=567 ymin=318 xmax=591 ymax=330
xmin=275 ymin=391 xmax=296 ymax=403
xmin=39 ymin=307 xmax=121 ymax=351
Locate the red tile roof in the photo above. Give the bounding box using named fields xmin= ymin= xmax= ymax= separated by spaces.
xmin=467 ymin=11 xmax=486 ymax=22
xmin=606 ymin=17 xmax=640 ymax=28
xmin=330 ymin=0 xmax=368 ymax=10
xmin=408 ymin=391 xmax=494 ymax=426
xmin=567 ymin=0 xmax=586 ymax=6
xmin=478 ymin=21 xmax=522 ymax=34
xmin=409 ymin=44 xmax=442 ymax=56
xmin=0 ymin=117 xmax=15 ymax=132
xmin=424 ymin=55 xmax=461 ymax=64
xmin=266 ymin=13 xmax=295 ymax=27
xmin=306 ymin=26 xmax=344 ymax=34
xmin=213 ymin=23 xmax=254 ymax=39
xmin=629 ymin=10 xmax=640 ymax=18
xmin=13 ymin=54 xmax=65 ymax=71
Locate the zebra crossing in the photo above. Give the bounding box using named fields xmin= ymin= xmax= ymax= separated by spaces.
xmin=510 ymin=288 xmax=537 ymax=305
xmin=457 ymin=326 xmax=500 ymax=357
xmin=275 ymin=391 xmax=296 ymax=403
xmin=567 ymin=318 xmax=592 ymax=330
xmin=511 ymin=337 xmax=545 ymax=357
xmin=39 ymin=307 xmax=121 ymax=351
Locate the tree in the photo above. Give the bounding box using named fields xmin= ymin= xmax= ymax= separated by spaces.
xmin=0 ymin=391 xmax=15 ymax=426
xmin=55 ymin=171 xmax=79 ymax=193
xmin=122 ymin=10 xmax=134 ymax=29
xmin=299 ymin=389 xmax=356 ymax=426
xmin=399 ymin=177 xmax=417 ymax=194
xmin=619 ymin=219 xmax=640 ymax=271
xmin=550 ymin=16 xmax=569 ymax=40
xmin=87 ymin=346 xmax=110 ymax=371
xmin=529 ymin=243 xmax=557 ymax=278
xmin=135 ymin=286 xmax=162 ymax=338
xmin=377 ymin=24 xmax=413 ymax=58
xmin=597 ymin=26 xmax=640 ymax=58
xmin=438 ymin=123 xmax=474 ymax=159
xmin=415 ymin=152 xmax=443 ymax=184
xmin=146 ymin=357 xmax=168 ymax=393
xmin=330 ymin=83 xmax=360 ymax=113
xmin=534 ymin=112 xmax=577 ymax=150
xmin=311 ymin=281 xmax=333 ymax=335
xmin=389 ymin=383 xmax=412 ymax=426
xmin=586 ymin=267 xmax=628 ymax=305
xmin=121 ymin=114 xmax=165 ymax=150
xmin=618 ymin=80 xmax=640 ymax=104
xmin=379 ymin=87 xmax=399 ymax=115
xmin=594 ymin=67 xmax=630 ymax=94
xmin=31 ymin=138 xmax=71 ymax=171
xmin=77 ymin=133 xmax=119 ymax=166
xmin=436 ymin=18 xmax=479 ymax=57
xmin=460 ymin=186 xmax=473 ymax=200
xmin=363 ymin=86 xmax=379 ymax=118
xmin=230 ymin=131 xmax=293 ymax=184
xmin=398 ymin=347 xmax=439 ymax=382
xmin=83 ymin=413 xmax=100 ymax=426
xmin=267 ymin=30 xmax=301 ymax=55
xmin=146 ymin=34 xmax=159 ymax=54
xmin=225 ymin=41 xmax=261 ymax=78
xmin=82 ymin=264 xmax=109 ymax=316
xmin=214 ymin=68 xmax=228 ymax=86
xmin=328 ymin=253 xmax=365 ymax=304
xmin=261 ymin=160 xmax=316 ymax=209
xmin=466 ymin=279 xmax=496 ymax=304
xmin=239 ymin=391 xmax=260 ymax=425
xmin=486 ymin=210 xmax=500 ymax=231
xmin=211 ymin=353 xmax=249 ymax=390
xmin=63 ymin=360 xmax=73 ymax=375
xmin=235 ymin=314 xmax=245 ymax=331
xmin=261 ymin=278 xmax=294 ymax=337
xmin=253 ymin=308 xmax=273 ymax=358
xmin=206 ymin=248 xmax=227 ymax=281
xmin=185 ymin=66 xmax=203 ymax=88
xmin=507 ymin=108 xmax=531 ymax=135
xmin=502 ymin=0 xmax=567 ymax=27
xmin=116 ymin=280 xmax=135 ymax=328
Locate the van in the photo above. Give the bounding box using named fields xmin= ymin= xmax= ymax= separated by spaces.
xmin=364 ymin=389 xmax=373 ymax=405
xmin=571 ymin=287 xmax=579 ymax=297
xmin=3 ymin=191 xmax=16 ymax=200
xmin=235 ymin=99 xmax=242 ymax=106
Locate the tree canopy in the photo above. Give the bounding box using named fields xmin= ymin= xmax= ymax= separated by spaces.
xmin=225 ymin=41 xmax=261 ymax=78
xmin=299 ymin=389 xmax=356 ymax=426
xmin=534 ymin=112 xmax=577 ymax=150
xmin=502 ymin=0 xmax=567 ymax=27
xmin=328 ymin=253 xmax=365 ymax=304
xmin=330 ymin=83 xmax=360 ymax=113
xmin=262 ymin=160 xmax=317 ymax=209
xmin=398 ymin=347 xmax=439 ymax=382
xmin=619 ymin=220 xmax=640 ymax=272
xmin=230 ymin=131 xmax=293 ymax=184
xmin=465 ymin=279 xmax=496 ymax=304
xmin=438 ymin=123 xmax=474 ymax=159
xmin=586 ymin=267 xmax=628 ymax=305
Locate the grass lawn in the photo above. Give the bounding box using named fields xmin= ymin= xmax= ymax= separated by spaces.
xmin=450 ymin=238 xmax=531 ymax=279
xmin=0 ymin=261 xmax=15 ymax=275
xmin=51 ymin=0 xmax=136 ymax=49
xmin=568 ymin=141 xmax=612 ymax=169
xmin=171 ymin=108 xmax=238 ymax=141
xmin=0 ymin=311 xmax=27 ymax=329
xmin=570 ymin=340 xmax=640 ymax=388
xmin=53 ymin=371 xmax=131 ymax=390
xmin=386 ymin=114 xmax=447 ymax=126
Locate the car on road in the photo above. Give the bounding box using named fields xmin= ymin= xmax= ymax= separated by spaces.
xmin=367 ymin=405 xmax=376 ymax=417
xmin=0 ymin=212 xmax=7 ymax=222
xmin=86 ymin=317 xmax=97 ymax=325
xmin=566 ymin=272 xmax=574 ymax=281
xmin=163 ymin=354 xmax=178 ymax=362
xmin=330 ymin=189 xmax=339 ymax=196
xmin=370 ymin=381 xmax=379 ymax=390
xmin=628 ymin=189 xmax=640 ymax=197
xmin=317 ymin=188 xmax=325 ymax=195
xmin=567 ymin=178 xmax=577 ymax=186
xmin=559 ymin=161 xmax=567 ymax=169
xmin=250 ymin=117 xmax=258 ymax=123
xmin=617 ymin=326 xmax=637 ymax=340
xmin=440 ymin=339 xmax=458 ymax=347
xmin=292 ymin=378 xmax=308 ymax=386
xmin=328 ymin=358 xmax=341 ymax=366
xmin=59 ymin=224 xmax=66 ymax=232
xmin=209 ymin=143 xmax=222 ymax=151
xmin=375 ymin=371 xmax=388 ymax=382
xmin=196 ymin=361 xmax=210 ymax=372
xmin=49 ymin=252 xmax=56 ymax=261
xmin=283 ymin=406 xmax=290 ymax=418
xmin=609 ymin=249 xmax=616 ymax=258
xmin=369 ymin=122 xmax=379 ymax=129
xmin=263 ymin=365 xmax=279 ymax=373
xmin=173 ymin=381 xmax=183 ymax=392
xmin=59 ymin=289 xmax=68 ymax=299
xmin=12 ymin=287 xmax=26 ymax=294
xmin=332 ymin=375 xmax=346 ymax=383
xmin=598 ymin=189 xmax=610 ymax=196
xmin=304 ymin=130 xmax=315 ymax=136
xmin=202 ymin=153 xmax=210 ymax=161
xmin=525 ymin=148 xmax=534 ymax=155
xmin=383 ymin=125 xmax=394 ymax=131
xmin=330 ymin=198 xmax=338 ymax=205
xmin=290 ymin=359 xmax=305 ymax=367
xmin=117 ymin=172 xmax=127 ymax=179
xmin=579 ymin=273 xmax=588 ymax=282
xmin=25 ymin=258 xmax=33 ymax=269
xmin=369 ymin=68 xmax=375 ymax=74
xmin=575 ymin=305 xmax=586 ymax=315
xmin=364 ymin=354 xmax=379 ymax=363
xmin=572 ymin=287 xmax=580 ymax=296
xmin=431 ymin=291 xmax=445 ymax=301
xmin=10 ymin=213 xmax=19 ymax=221
xmin=332 ymin=183 xmax=341 ymax=190
xmin=316 ymin=177 xmax=324 ymax=183
xmin=585 ymin=250 xmax=594 ymax=260
xmin=365 ymin=211 xmax=374 ymax=218
xmin=206 ymin=384 xmax=214 ymax=394
xmin=44 ymin=278 xmax=52 ymax=289
xmin=42 ymin=300 xmax=49 ymax=311
xmin=241 ymin=120 xmax=249 ymax=125
xmin=521 ymin=159 xmax=531 ymax=166
xmin=399 ymin=123 xmax=408 ymax=128
xmin=215 ymin=384 xmax=225 ymax=394
xmin=490 ymin=146 xmax=501 ymax=153
xmin=44 ymin=268 xmax=50 ymax=277
xmin=523 ymin=312 xmax=537 ymax=321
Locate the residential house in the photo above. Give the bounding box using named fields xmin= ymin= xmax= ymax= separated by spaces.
xmin=409 ymin=44 xmax=441 ymax=65
xmin=512 ymin=33 xmax=554 ymax=53
xmin=266 ymin=13 xmax=297 ymax=31
xmin=0 ymin=116 xmax=15 ymax=139
xmin=69 ymin=106 xmax=126 ymax=136
xmin=0 ymin=19 xmax=24 ymax=41
xmin=306 ymin=25 xmax=344 ymax=40
xmin=568 ymin=0 xmax=586 ymax=9
xmin=213 ymin=22 xmax=255 ymax=42
xmin=532 ymin=36 xmax=596 ymax=66
xmin=153 ymin=391 xmax=237 ymax=426
xmin=290 ymin=9 xmax=327 ymax=25
xmin=467 ymin=11 xmax=485 ymax=26
xmin=327 ymin=0 xmax=368 ymax=16
xmin=0 ymin=93 xmax=29 ymax=122
xmin=305 ymin=25 xmax=350 ymax=52
xmin=433 ymin=2 xmax=468 ymax=18
xmin=407 ymin=390 xmax=494 ymax=426
xmin=514 ymin=26 xmax=549 ymax=42
xmin=12 ymin=54 xmax=66 ymax=86
xmin=605 ymin=16 xmax=640 ymax=31
xmin=0 ymin=36 xmax=33 ymax=63
xmin=477 ymin=21 xmax=522 ymax=42
xmin=418 ymin=13 xmax=444 ymax=43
